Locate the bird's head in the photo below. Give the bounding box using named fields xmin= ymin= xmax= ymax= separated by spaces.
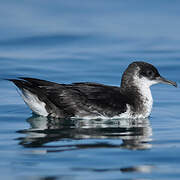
xmin=121 ymin=61 xmax=177 ymax=89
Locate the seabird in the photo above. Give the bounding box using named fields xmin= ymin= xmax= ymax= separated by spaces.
xmin=8 ymin=61 xmax=177 ymax=119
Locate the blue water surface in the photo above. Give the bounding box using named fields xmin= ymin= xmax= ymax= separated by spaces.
xmin=0 ymin=1 xmax=180 ymax=179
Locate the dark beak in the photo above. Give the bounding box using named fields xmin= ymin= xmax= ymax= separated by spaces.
xmin=156 ymin=76 xmax=177 ymax=87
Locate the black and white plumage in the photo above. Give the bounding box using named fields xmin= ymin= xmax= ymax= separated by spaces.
xmin=8 ymin=61 xmax=177 ymax=119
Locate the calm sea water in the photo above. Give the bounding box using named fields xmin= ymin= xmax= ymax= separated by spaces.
xmin=0 ymin=1 xmax=180 ymax=179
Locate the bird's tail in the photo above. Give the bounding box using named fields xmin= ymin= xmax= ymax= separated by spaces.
xmin=7 ymin=79 xmax=60 ymax=117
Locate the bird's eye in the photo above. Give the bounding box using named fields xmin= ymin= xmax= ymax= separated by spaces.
xmin=146 ymin=70 xmax=154 ymax=77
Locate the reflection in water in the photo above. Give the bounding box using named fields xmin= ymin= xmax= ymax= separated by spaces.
xmin=17 ymin=115 xmax=152 ymax=151
xmin=73 ymin=164 xmax=154 ymax=173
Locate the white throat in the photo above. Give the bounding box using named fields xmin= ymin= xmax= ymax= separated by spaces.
xmin=133 ymin=75 xmax=157 ymax=118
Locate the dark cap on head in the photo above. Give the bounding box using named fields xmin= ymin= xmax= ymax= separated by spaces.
xmin=121 ymin=61 xmax=177 ymax=88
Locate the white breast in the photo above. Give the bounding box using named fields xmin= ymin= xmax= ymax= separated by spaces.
xmin=132 ymin=75 xmax=156 ymax=118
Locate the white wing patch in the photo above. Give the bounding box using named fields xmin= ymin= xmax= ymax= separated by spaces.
xmin=20 ymin=89 xmax=49 ymax=116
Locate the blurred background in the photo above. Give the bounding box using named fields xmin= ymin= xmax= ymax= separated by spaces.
xmin=0 ymin=1 xmax=180 ymax=180
xmin=1 ymin=1 xmax=180 ymax=82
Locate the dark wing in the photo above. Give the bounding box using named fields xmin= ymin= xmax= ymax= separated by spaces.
xmin=10 ymin=78 xmax=128 ymax=117
xmin=63 ymin=82 xmax=128 ymax=117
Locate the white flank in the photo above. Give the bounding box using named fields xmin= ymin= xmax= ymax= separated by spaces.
xmin=74 ymin=104 xmax=148 ymax=120
xmin=20 ymin=89 xmax=49 ymax=116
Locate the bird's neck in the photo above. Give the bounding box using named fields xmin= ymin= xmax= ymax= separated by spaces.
xmin=121 ymin=84 xmax=153 ymax=118
xmin=136 ymin=85 xmax=153 ymax=117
